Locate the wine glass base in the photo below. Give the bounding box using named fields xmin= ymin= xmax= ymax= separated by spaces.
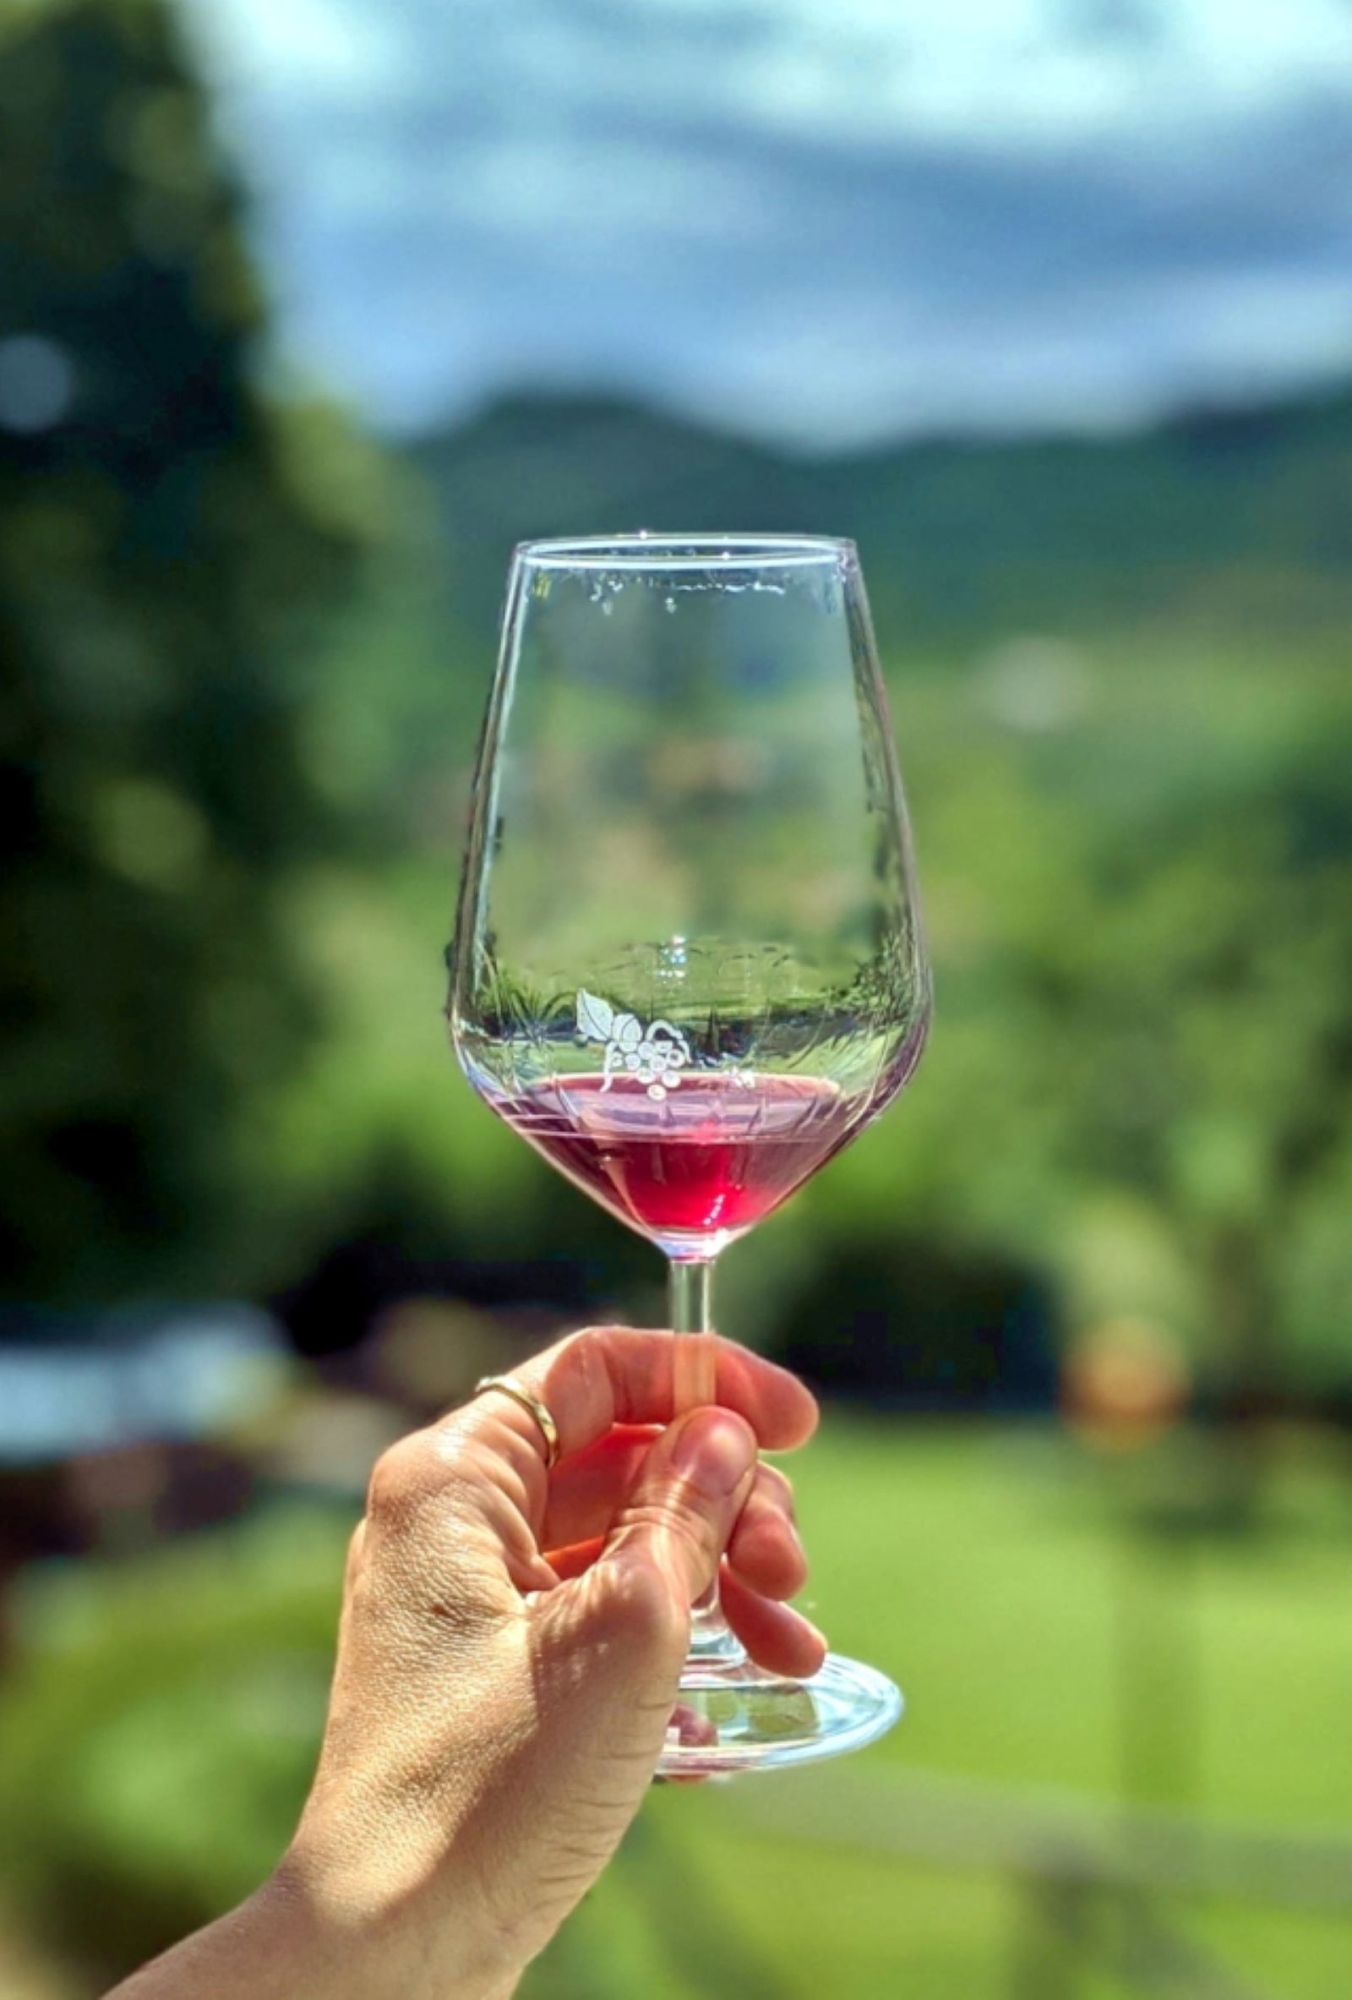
xmin=656 ymin=1653 xmax=902 ymax=1777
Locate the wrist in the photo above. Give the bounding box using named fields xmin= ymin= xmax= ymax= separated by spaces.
xmin=106 ymin=1870 xmax=413 ymax=2000
xmin=264 ymin=1842 xmax=524 ymax=2000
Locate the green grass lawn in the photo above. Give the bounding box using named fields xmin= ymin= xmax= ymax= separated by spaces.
xmin=524 ymin=1419 xmax=1352 ymax=2000
xmin=2 ymin=1420 xmax=1349 ymax=1998
xmin=792 ymin=1420 xmax=1352 ymax=1828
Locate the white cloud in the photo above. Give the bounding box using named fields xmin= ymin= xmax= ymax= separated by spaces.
xmin=182 ymin=0 xmax=407 ymax=95
xmin=437 ymin=135 xmax=775 ymax=243
xmin=185 ymin=0 xmax=1352 ymax=143
xmin=180 ymin=0 xmax=1352 ymax=443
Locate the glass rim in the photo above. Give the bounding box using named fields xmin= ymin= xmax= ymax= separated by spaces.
xmin=513 ymin=532 xmax=858 ymax=573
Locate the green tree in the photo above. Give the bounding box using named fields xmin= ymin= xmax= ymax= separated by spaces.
xmin=0 ymin=0 xmax=376 ymax=1298
xmin=798 ymin=646 xmax=1352 ymax=1444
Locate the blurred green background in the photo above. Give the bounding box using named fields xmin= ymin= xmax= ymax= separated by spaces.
xmin=2 ymin=1 xmax=1351 ymax=1995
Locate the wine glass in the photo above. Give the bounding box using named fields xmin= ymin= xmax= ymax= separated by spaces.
xmin=447 ymin=533 xmax=930 ymax=1774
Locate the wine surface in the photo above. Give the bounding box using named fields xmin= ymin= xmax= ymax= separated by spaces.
xmin=489 ymin=1072 xmax=859 ymax=1251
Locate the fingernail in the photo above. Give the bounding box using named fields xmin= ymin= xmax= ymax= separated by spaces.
xmin=671 ymin=1410 xmax=756 ymax=1494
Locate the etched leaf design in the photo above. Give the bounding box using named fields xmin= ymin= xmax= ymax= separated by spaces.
xmin=576 ymin=990 xmax=614 ymax=1042
xmin=613 ymin=1012 xmax=643 ymax=1053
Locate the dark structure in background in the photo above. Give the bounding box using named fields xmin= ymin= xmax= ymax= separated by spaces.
xmin=778 ymin=1242 xmax=1058 ymax=1412
xmin=276 ymin=1237 xmax=596 ymax=1360
xmin=0 ymin=1304 xmax=274 ymax=1659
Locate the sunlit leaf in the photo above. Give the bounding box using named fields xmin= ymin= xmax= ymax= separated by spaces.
xmin=613 ymin=1012 xmax=643 ymax=1052
xmin=576 ymin=989 xmax=614 ymax=1041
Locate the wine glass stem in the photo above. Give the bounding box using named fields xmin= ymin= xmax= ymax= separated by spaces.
xmin=669 ymin=1255 xmax=748 ymax=1670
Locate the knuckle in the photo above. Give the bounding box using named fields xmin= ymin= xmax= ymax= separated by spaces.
xmin=775 ymin=1535 xmax=810 ymax=1593
xmin=596 ymin=1552 xmax=687 ymax=1653
xmin=566 ymin=1325 xmax=609 ymax=1399
xmin=626 ymin=1493 xmax=719 ymax=1573
xmin=731 ymin=1484 xmax=806 ymax=1593
xmin=365 ymin=1435 xmax=436 ymax=1521
xmin=755 ymin=1462 xmax=795 ymax=1514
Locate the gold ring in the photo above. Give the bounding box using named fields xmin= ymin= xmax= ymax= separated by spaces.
xmin=474 ymin=1374 xmax=561 ymax=1471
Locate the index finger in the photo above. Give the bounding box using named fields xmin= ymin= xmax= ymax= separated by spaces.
xmin=496 ymin=1325 xmax=818 ymax=1466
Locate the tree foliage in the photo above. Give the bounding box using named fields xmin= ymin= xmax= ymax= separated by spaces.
xmin=0 ymin=0 xmax=370 ymax=1297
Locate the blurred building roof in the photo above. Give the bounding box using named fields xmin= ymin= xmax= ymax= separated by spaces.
xmin=0 ymin=1305 xmax=289 ymax=1465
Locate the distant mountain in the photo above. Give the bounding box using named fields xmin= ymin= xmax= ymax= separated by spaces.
xmin=409 ymin=384 xmax=1352 ymax=651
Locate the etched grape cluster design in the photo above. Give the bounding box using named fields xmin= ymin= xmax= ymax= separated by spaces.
xmin=576 ymin=989 xmax=692 ymax=1099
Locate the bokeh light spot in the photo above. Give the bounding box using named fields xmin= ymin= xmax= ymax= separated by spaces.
xmin=0 ymin=333 xmax=77 ymax=434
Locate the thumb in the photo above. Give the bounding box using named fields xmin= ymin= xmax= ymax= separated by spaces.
xmin=593 ymin=1407 xmax=758 ymax=1646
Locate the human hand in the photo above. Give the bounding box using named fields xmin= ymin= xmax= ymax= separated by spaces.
xmin=274 ymin=1325 xmax=820 ymax=1999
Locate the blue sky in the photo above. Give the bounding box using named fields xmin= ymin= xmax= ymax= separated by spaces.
xmin=182 ymin=0 xmax=1352 ymax=447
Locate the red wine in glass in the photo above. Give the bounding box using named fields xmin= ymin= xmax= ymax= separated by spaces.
xmin=491 ymin=1073 xmax=861 ymax=1252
